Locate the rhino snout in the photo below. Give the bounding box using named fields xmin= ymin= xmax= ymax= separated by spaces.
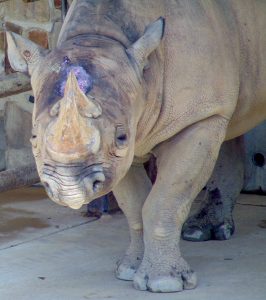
xmin=41 ymin=164 xmax=106 ymax=209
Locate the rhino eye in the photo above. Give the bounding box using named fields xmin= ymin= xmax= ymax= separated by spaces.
xmin=115 ymin=126 xmax=128 ymax=148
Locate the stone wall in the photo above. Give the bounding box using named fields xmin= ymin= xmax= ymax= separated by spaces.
xmin=0 ymin=0 xmax=63 ymax=170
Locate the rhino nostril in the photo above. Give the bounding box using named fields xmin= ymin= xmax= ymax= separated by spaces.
xmin=92 ymin=180 xmax=104 ymax=193
xmin=84 ymin=171 xmax=105 ymax=194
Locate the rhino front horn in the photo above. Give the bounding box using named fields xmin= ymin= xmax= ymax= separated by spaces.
xmin=45 ymin=71 xmax=101 ymax=163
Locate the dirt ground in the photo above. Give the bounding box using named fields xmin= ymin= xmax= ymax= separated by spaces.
xmin=0 ymin=187 xmax=266 ymax=300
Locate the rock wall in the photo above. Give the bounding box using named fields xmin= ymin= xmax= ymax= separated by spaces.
xmin=0 ymin=0 xmax=63 ymax=170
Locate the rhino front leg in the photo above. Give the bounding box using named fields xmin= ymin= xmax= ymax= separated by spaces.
xmin=133 ymin=116 xmax=228 ymax=292
xmin=113 ymin=164 xmax=152 ymax=281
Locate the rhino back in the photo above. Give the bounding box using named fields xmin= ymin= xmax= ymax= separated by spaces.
xmin=135 ymin=1 xmax=241 ymax=155
xmin=226 ymin=0 xmax=266 ymax=139
xmin=135 ymin=1 xmax=266 ymax=155
xmin=58 ymin=0 xmax=164 ymax=47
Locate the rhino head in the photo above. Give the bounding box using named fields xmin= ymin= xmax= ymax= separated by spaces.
xmin=6 ymin=18 xmax=164 ymax=209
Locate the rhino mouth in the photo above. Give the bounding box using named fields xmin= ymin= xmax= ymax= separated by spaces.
xmin=41 ymin=162 xmax=106 ymax=209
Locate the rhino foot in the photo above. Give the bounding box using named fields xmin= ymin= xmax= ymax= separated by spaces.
xmin=182 ymin=214 xmax=235 ymax=241
xmin=116 ymin=251 xmax=143 ymax=281
xmin=213 ymin=222 xmax=235 ymax=240
xmin=116 ymin=263 xmax=137 ymax=281
xmin=133 ymin=256 xmax=197 ymax=292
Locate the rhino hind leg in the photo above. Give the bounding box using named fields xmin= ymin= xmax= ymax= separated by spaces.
xmin=182 ymin=189 xmax=236 ymax=241
xmin=182 ymin=138 xmax=244 ymax=241
xmin=113 ymin=164 xmax=152 ymax=281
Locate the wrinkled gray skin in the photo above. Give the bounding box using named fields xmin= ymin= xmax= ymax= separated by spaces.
xmin=182 ymin=138 xmax=244 ymax=241
xmin=6 ymin=0 xmax=266 ymax=293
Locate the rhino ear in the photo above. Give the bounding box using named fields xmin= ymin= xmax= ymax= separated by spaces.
xmin=126 ymin=17 xmax=165 ymax=74
xmin=6 ymin=31 xmax=48 ymax=75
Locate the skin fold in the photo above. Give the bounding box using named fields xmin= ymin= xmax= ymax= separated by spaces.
xmin=6 ymin=0 xmax=266 ymax=293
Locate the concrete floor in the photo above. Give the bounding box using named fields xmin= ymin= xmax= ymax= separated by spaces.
xmin=0 ymin=187 xmax=266 ymax=300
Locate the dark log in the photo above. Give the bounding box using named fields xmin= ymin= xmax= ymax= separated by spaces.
xmin=0 ymin=165 xmax=40 ymax=193
xmin=0 ymin=73 xmax=31 ymax=98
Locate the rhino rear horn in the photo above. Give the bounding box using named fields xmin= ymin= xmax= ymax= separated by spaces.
xmin=64 ymin=71 xmax=102 ymax=118
xmin=6 ymin=31 xmax=48 ymax=75
xmin=126 ymin=17 xmax=165 ymax=73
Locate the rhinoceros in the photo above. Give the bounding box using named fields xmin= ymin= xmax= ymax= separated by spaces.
xmin=6 ymin=0 xmax=266 ymax=293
